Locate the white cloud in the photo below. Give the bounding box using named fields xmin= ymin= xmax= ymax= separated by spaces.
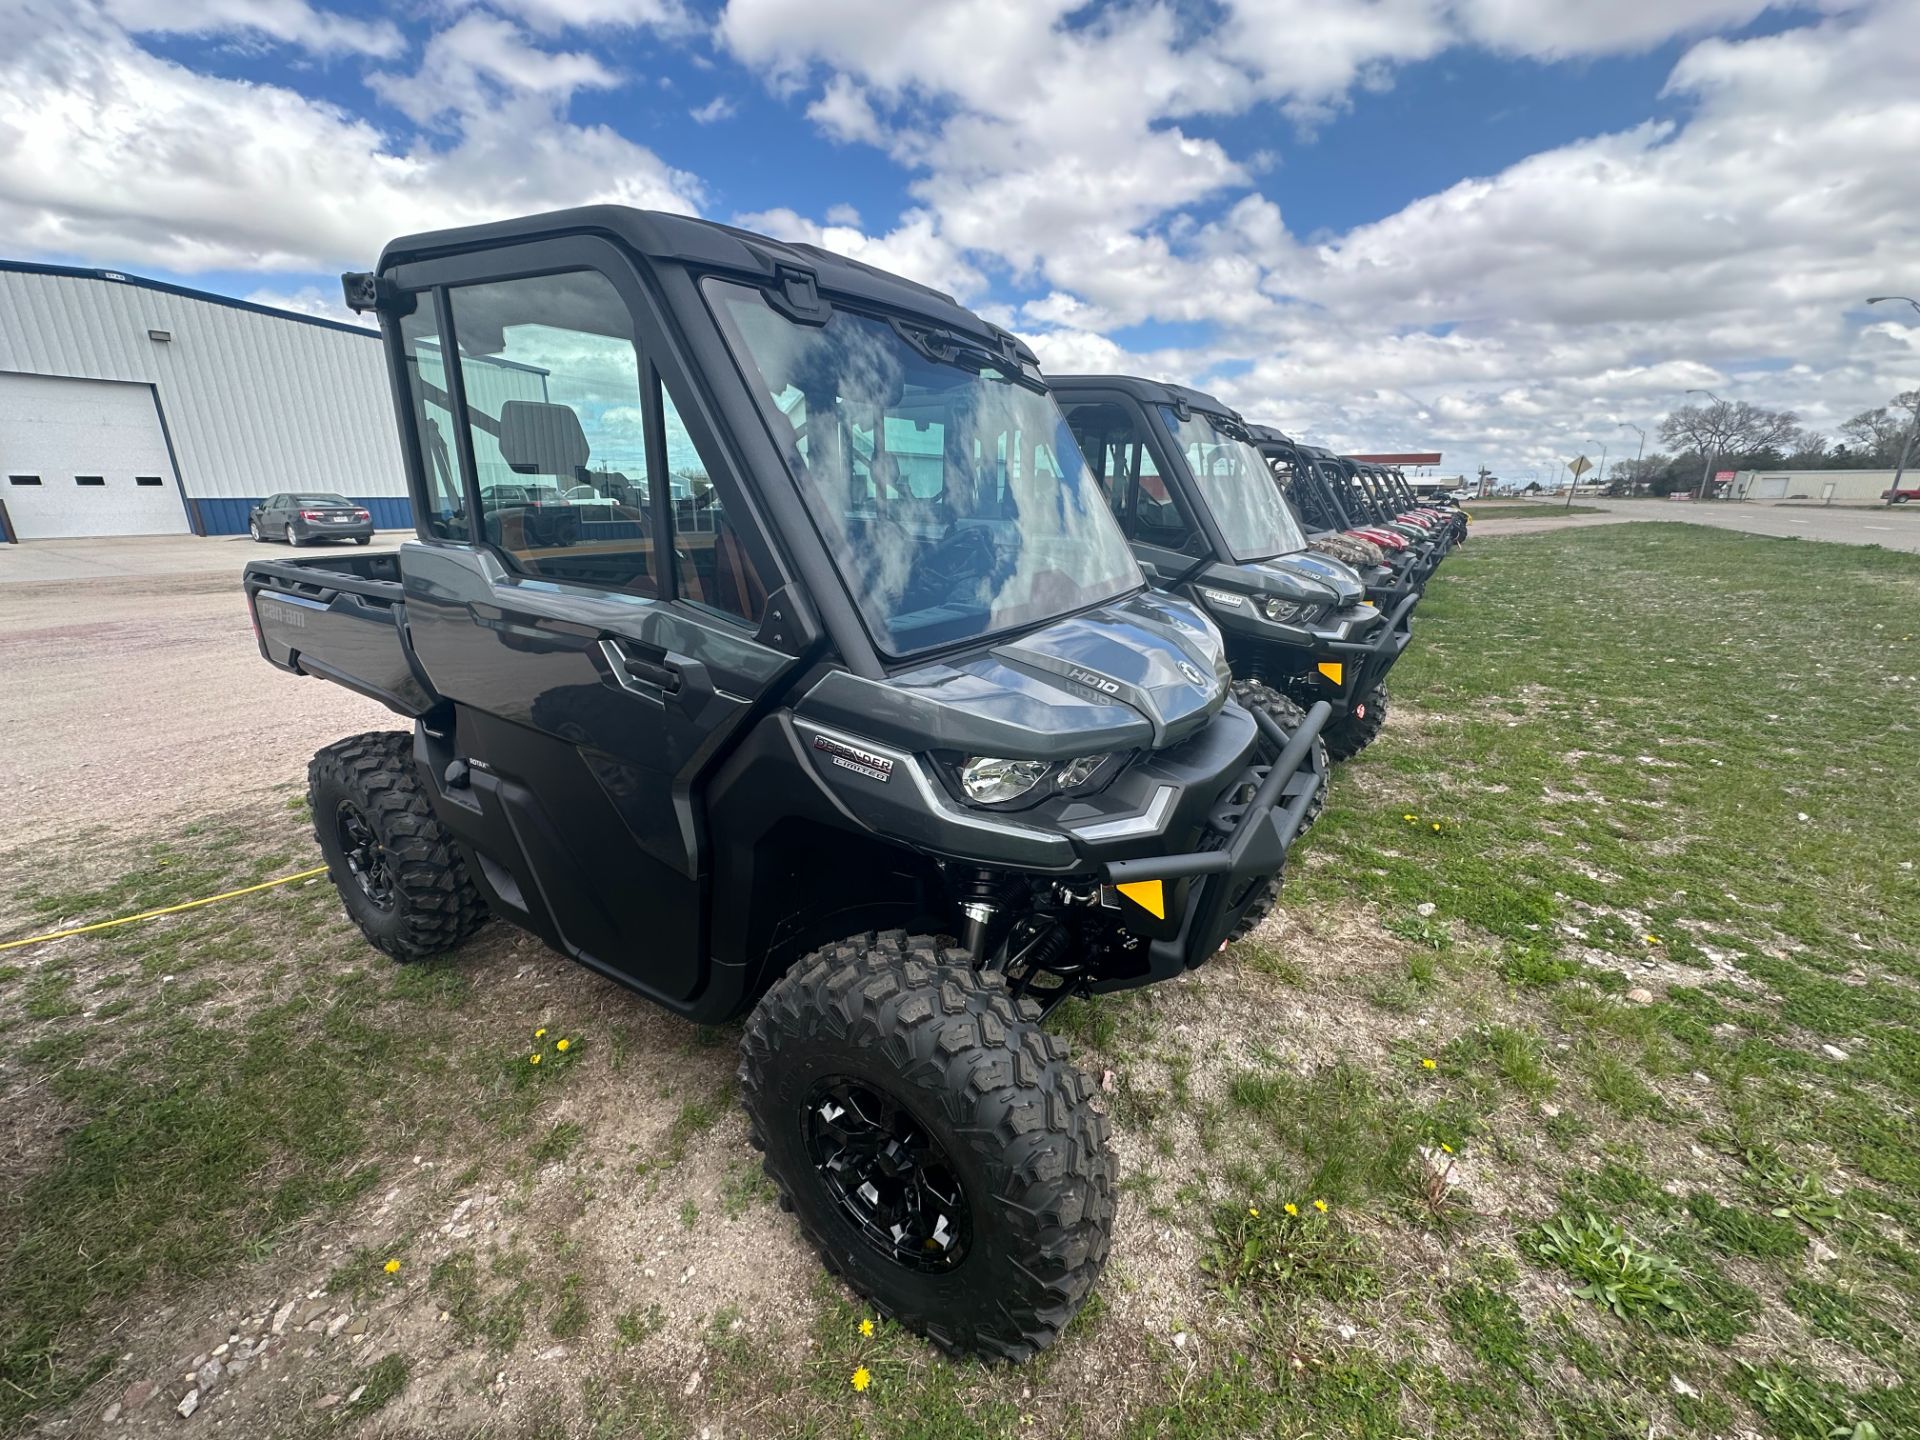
xmin=690 ymin=94 xmax=736 ymax=123
xmin=243 ymin=284 xmax=365 ymax=328
xmin=99 ymin=0 xmax=403 ymax=56
xmin=805 ymin=74 xmax=884 ymax=146
xmin=477 ymin=0 xmax=697 ymax=36
xmin=0 ymin=2 xmax=702 ymax=275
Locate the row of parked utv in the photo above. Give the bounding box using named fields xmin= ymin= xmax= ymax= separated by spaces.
xmin=242 ymin=207 xmax=1467 ymax=1365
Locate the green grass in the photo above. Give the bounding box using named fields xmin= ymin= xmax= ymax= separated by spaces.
xmin=5 ymin=522 xmax=1920 ymax=1437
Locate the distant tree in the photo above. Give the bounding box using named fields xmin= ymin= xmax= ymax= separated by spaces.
xmin=1781 ymin=430 xmax=1831 ymax=468
xmin=1659 ymin=400 xmax=1801 ymax=496
xmin=1522 ymin=479 xmax=1542 ymax=493
xmin=1838 ymin=389 xmax=1920 ymax=466
xmin=1610 ymin=453 xmax=1670 ymax=496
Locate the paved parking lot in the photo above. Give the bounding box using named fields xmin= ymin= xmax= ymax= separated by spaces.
xmin=1469 ymin=498 xmax=1920 ymax=551
xmin=0 ymin=536 xmax=405 ymax=847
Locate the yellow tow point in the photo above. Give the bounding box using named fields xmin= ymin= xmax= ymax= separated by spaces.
xmin=1317 ymin=661 xmax=1344 ymax=686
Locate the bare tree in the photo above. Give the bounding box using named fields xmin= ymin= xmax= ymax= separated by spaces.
xmin=1838 ymin=389 xmax=1920 ymax=465
xmin=1659 ymin=399 xmax=1802 ymax=498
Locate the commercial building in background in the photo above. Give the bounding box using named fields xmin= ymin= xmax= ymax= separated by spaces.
xmin=0 ymin=262 xmax=541 ymax=543
xmin=1730 ymin=468 xmax=1914 ymax=503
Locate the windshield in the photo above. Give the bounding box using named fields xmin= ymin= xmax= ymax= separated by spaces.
xmin=707 ymin=280 xmax=1141 ymax=656
xmin=293 ymin=494 xmax=354 ymax=507
xmin=1157 ymin=407 xmax=1306 ymax=561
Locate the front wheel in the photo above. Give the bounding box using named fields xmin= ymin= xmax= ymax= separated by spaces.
xmin=1323 ymin=682 xmax=1390 ymax=761
xmin=1221 ymin=679 xmax=1330 ymax=939
xmin=740 ymin=931 xmax=1114 ymax=1360
xmin=249 ymin=518 xmax=266 ymax=542
xmin=309 ymin=730 xmax=487 ymax=961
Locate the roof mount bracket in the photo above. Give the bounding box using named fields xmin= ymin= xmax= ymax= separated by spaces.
xmin=766 ymin=264 xmax=830 ymax=325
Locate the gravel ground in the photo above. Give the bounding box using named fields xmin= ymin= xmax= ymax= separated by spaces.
xmin=0 ymin=566 xmax=398 ymax=849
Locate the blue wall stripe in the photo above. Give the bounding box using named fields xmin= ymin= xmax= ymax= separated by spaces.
xmin=194 ymin=496 xmax=415 ymax=535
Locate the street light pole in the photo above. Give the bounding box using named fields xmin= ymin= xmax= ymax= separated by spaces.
xmin=1686 ymin=388 xmax=1725 ymax=501
xmin=1865 ymin=297 xmax=1920 ymax=508
xmin=1620 ymin=422 xmax=1646 ymax=496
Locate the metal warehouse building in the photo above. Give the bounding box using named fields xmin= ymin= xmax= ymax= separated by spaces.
xmin=0 ymin=261 xmax=409 ymax=542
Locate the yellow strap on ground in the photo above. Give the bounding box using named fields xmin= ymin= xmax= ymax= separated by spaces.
xmin=0 ymin=866 xmax=329 ymax=953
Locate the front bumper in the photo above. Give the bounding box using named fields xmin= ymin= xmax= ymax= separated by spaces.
xmin=1304 ymin=590 xmax=1417 ymax=714
xmin=1101 ymin=698 xmax=1331 ymax=983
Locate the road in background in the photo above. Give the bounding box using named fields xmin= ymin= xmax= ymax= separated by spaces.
xmin=1464 ymin=500 xmax=1920 ymax=553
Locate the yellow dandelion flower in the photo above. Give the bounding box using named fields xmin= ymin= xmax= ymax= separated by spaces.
xmin=384 ymin=1258 xmax=401 ymax=1274
xmin=535 ymin=1028 xmax=548 ymax=1038
xmin=1644 ymin=935 xmax=1662 ymax=946
xmin=1431 ymin=822 xmax=1442 ymax=832
xmin=851 ymin=1366 xmax=872 ymax=1393
xmin=1422 ymin=1058 xmax=1437 ymax=1070
xmin=859 ymin=1319 xmax=875 ymax=1338
xmin=529 ymin=1053 xmax=541 ymax=1066
xmin=1284 ymin=1203 xmax=1299 ymax=1217
xmin=1248 ymin=1206 xmax=1260 ymax=1218
xmin=1403 ymin=813 xmax=1417 ymax=823
xmin=1313 ymin=1199 xmax=1328 ymax=1213
xmin=1441 ymin=1143 xmax=1455 ymax=1155
xmin=556 ymin=1038 xmax=571 ymax=1053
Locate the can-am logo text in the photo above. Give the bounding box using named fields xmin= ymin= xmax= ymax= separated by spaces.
xmin=811 ymin=734 xmax=894 ymax=783
xmin=1065 ymin=666 xmax=1121 ymax=695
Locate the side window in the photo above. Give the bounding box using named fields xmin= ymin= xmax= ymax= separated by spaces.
xmin=661 ymin=381 xmax=766 ymax=623
xmin=1063 ymin=403 xmax=1195 ymax=552
xmin=448 ymin=271 xmax=655 ymax=594
xmin=398 ymin=307 xmax=467 ymax=542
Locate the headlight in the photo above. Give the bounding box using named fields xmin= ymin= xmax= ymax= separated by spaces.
xmin=956 ymin=753 xmax=1116 ymax=807
xmin=959 ymin=756 xmax=1052 ymax=805
xmin=1263 ymin=597 xmax=1322 ymax=624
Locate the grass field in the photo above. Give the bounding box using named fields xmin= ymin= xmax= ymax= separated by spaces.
xmin=2 ymin=522 xmax=1918 ymax=1438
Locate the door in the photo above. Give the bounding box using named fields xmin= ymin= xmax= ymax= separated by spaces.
xmin=389 ymin=255 xmax=800 ymax=1011
xmin=0 ymin=373 xmax=187 ymax=538
xmin=1061 ymin=398 xmax=1206 ymax=583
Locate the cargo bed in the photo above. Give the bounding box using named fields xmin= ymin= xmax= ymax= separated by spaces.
xmin=244 ymin=550 xmax=439 ymax=716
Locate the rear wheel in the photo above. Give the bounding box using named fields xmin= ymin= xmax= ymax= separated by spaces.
xmin=284 ymin=523 xmax=302 ymax=547
xmin=309 ymin=731 xmax=487 ymax=961
xmin=740 ymin=931 xmax=1114 ymax=1360
xmin=1323 ymin=682 xmax=1390 ymax=762
xmin=354 ymin=535 xmax=373 ymax=545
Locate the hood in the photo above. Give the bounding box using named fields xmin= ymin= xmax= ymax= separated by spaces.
xmin=796 ymin=590 xmax=1228 ymax=761
xmin=1259 ymin=551 xmax=1367 ymax=608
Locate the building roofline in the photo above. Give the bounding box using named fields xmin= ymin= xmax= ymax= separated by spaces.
xmin=0 ymin=258 xmax=379 ymax=338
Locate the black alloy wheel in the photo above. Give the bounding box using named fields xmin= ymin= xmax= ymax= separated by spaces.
xmin=804 ymin=1078 xmax=972 ymax=1273
xmin=334 ymin=801 xmax=395 ymax=909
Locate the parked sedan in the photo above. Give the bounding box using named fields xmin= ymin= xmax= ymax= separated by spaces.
xmin=249 ymin=492 xmax=374 ymax=545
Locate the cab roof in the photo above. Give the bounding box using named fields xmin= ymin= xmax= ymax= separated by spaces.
xmin=1047 ymin=374 xmax=1243 ymax=421
xmin=376 ymin=205 xmax=1032 ymax=361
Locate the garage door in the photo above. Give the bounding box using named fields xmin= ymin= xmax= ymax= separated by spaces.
xmin=0 ymin=372 xmax=189 ymax=538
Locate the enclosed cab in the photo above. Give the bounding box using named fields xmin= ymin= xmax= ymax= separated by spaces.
xmin=1245 ymin=425 xmax=1412 ymax=610
xmin=1049 ymin=375 xmax=1411 ymax=761
xmin=242 ymin=207 xmax=1331 ymax=1360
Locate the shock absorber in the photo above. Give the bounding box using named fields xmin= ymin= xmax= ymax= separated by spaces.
xmin=956 ymin=868 xmax=1008 ymax=966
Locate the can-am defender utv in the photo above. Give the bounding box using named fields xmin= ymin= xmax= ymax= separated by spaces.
xmin=241 ymin=207 xmax=1329 ymax=1361
xmin=1244 ymin=424 xmax=1414 ymax=612
xmin=1353 ymin=460 xmax=1465 ymax=551
xmin=1050 ymin=376 xmax=1412 ymax=762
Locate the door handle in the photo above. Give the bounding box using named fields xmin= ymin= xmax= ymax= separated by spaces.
xmin=600 ymin=636 xmax=683 ymax=696
xmin=622 ymin=652 xmax=681 ymax=693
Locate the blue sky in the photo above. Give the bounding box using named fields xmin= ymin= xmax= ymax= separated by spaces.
xmin=3 ymin=0 xmax=1916 ymax=482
